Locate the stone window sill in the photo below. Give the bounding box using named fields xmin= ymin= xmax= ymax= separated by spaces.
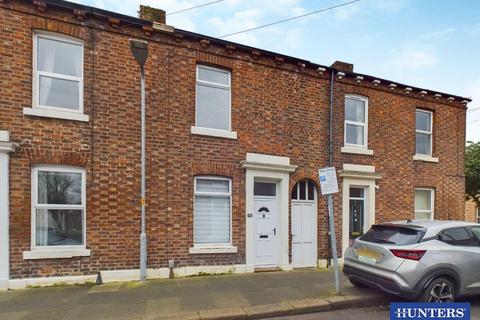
xmin=23 ymin=107 xmax=89 ymax=122
xmin=191 ymin=126 xmax=237 ymax=140
xmin=23 ymin=249 xmax=91 ymax=260
xmin=413 ymin=154 xmax=439 ymax=163
xmin=189 ymin=246 xmax=238 ymax=254
xmin=341 ymin=146 xmax=374 ymax=156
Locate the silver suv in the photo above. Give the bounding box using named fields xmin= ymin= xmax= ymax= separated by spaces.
xmin=343 ymin=220 xmax=480 ymax=302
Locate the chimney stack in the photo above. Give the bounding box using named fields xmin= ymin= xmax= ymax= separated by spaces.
xmin=139 ymin=5 xmax=174 ymax=33
xmin=330 ymin=61 xmax=354 ymax=73
xmin=139 ymin=5 xmax=166 ymax=24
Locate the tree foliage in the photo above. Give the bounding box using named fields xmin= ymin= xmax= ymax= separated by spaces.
xmin=466 ymin=141 xmax=480 ymax=207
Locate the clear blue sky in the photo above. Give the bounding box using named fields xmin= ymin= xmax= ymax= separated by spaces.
xmin=76 ymin=0 xmax=480 ymax=142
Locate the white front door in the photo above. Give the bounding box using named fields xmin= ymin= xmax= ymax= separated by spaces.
xmin=253 ymin=182 xmax=278 ymax=267
xmin=291 ymin=180 xmax=317 ymax=268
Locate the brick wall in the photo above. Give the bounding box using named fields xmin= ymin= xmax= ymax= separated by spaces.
xmin=0 ymin=1 xmax=467 ymax=278
xmin=465 ymin=199 xmax=478 ymax=223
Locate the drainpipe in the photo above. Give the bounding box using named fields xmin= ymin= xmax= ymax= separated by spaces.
xmin=327 ymin=70 xmax=335 ymax=267
xmin=329 ymin=70 xmax=334 ymax=166
xmin=327 ymin=69 xmax=341 ymax=295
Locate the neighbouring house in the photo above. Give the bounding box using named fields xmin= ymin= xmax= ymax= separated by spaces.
xmin=465 ymin=199 xmax=479 ymax=223
xmin=0 ymin=0 xmax=471 ymax=290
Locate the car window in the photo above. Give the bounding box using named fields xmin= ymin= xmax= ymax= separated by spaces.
xmin=469 ymin=227 xmax=480 ymax=245
xmin=439 ymin=227 xmax=475 ymax=246
xmin=360 ymin=226 xmax=423 ymax=245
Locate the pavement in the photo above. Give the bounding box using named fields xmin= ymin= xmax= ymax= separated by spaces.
xmin=0 ymin=269 xmax=391 ymax=320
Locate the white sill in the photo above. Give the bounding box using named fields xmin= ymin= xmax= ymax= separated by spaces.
xmin=341 ymin=146 xmax=374 ymax=156
xmin=191 ymin=126 xmax=237 ymax=140
xmin=23 ymin=107 xmax=89 ymax=122
xmin=413 ymin=154 xmax=439 ymax=163
xmin=23 ymin=249 xmax=91 ymax=260
xmin=189 ymin=246 xmax=238 ymax=254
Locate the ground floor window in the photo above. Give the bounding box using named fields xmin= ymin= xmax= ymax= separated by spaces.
xmin=414 ymin=188 xmax=434 ymax=220
xmin=476 ymin=206 xmax=480 ymax=224
xmin=32 ymin=165 xmax=86 ymax=248
xmin=194 ymin=176 xmax=231 ymax=246
xmin=349 ymin=187 xmax=365 ymax=239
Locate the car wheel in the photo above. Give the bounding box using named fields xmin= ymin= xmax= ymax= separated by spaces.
xmin=349 ymin=278 xmax=368 ymax=288
xmin=419 ymin=277 xmax=455 ymax=303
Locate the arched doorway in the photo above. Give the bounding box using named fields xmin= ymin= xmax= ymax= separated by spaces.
xmin=291 ymin=180 xmax=317 ymax=268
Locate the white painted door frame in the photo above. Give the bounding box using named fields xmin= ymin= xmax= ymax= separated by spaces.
xmin=341 ymin=177 xmax=376 ymax=258
xmin=241 ymin=153 xmax=297 ymax=271
xmin=0 ymin=131 xmax=18 ymax=290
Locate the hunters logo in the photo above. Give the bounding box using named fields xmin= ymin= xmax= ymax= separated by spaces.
xmin=390 ymin=303 xmax=470 ymax=320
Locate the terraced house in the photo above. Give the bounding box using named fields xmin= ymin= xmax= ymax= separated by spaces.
xmin=0 ymin=0 xmax=471 ymax=289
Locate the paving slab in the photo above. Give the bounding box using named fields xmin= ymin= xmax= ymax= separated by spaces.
xmin=245 ymin=302 xmax=295 ymax=319
xmin=145 ymin=297 xmax=182 ymax=317
xmin=105 ymin=302 xmax=146 ymax=319
xmin=198 ymin=307 xmax=247 ymax=320
xmin=88 ymin=282 xmax=123 ymax=293
xmin=288 ymin=297 xmax=331 ymax=313
xmin=63 ymin=303 xmax=112 ymax=320
xmin=152 ymin=311 xmax=200 ymax=320
xmin=21 ymin=309 xmax=68 ymax=320
xmin=211 ymin=291 xmax=250 ymax=308
xmin=0 ymin=311 xmax=29 ymax=320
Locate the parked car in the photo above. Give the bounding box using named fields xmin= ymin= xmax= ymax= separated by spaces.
xmin=343 ymin=220 xmax=480 ymax=302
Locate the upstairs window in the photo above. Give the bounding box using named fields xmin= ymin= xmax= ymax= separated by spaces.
xmin=33 ymin=32 xmax=83 ymax=113
xmin=344 ymin=95 xmax=368 ymax=148
xmin=415 ymin=109 xmax=433 ymax=156
xmin=195 ymin=65 xmax=231 ymax=131
xmin=414 ymin=188 xmax=434 ymax=220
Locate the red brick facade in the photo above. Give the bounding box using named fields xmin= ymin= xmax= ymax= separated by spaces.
xmin=0 ymin=0 xmax=468 ymax=280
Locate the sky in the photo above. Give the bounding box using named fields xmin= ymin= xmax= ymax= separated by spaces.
xmin=76 ymin=0 xmax=480 ymax=142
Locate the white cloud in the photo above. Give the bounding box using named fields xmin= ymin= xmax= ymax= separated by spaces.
xmin=419 ymin=27 xmax=455 ymax=41
xmin=391 ymin=49 xmax=438 ymax=69
xmin=207 ymin=0 xmax=307 ymax=46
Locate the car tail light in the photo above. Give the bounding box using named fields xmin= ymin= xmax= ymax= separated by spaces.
xmin=390 ymin=249 xmax=426 ymax=261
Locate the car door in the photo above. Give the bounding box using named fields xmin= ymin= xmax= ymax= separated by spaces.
xmin=439 ymin=227 xmax=480 ymax=294
xmin=464 ymin=226 xmax=480 ymax=293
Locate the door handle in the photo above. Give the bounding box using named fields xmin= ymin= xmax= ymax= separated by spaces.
xmin=273 ymin=228 xmax=276 ymax=236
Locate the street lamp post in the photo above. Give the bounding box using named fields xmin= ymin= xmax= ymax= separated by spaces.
xmin=129 ymin=39 xmax=148 ymax=281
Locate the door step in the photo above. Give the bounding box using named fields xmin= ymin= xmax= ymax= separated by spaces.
xmin=254 ymin=267 xmax=282 ymax=273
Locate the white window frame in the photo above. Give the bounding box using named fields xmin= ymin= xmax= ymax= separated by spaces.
xmin=30 ymin=165 xmax=87 ymax=251
xmin=415 ymin=109 xmax=433 ymax=156
xmin=193 ymin=176 xmax=233 ymax=248
xmin=476 ymin=206 xmax=480 ymax=224
xmin=192 ymin=65 xmax=236 ymax=139
xmin=414 ymin=188 xmax=435 ymax=220
xmin=344 ymin=94 xmax=368 ymax=149
xmin=291 ymin=180 xmax=316 ymax=202
xmin=32 ymin=31 xmax=84 ymax=114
